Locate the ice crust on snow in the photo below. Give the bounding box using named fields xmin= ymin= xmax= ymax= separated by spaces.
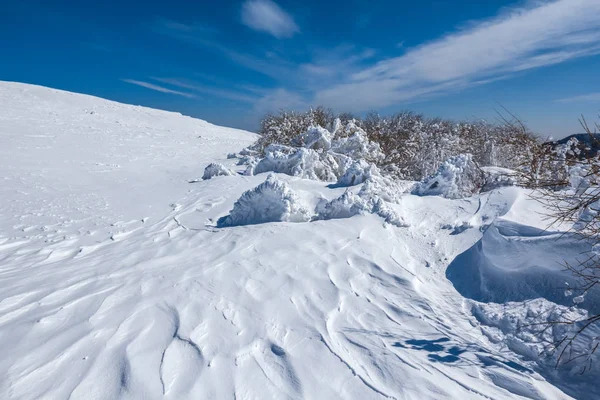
xmin=202 ymin=163 xmax=234 ymax=180
xmin=217 ymin=175 xmax=311 ymax=227
xmin=413 ymin=154 xmax=484 ymax=199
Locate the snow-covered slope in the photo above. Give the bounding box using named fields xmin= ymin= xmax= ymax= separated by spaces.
xmin=0 ymin=82 xmax=594 ymax=400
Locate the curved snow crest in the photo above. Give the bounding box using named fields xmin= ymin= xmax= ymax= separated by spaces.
xmin=217 ymin=175 xmax=311 ymax=227
xmin=447 ymin=218 xmax=600 ymax=314
xmin=202 ymin=163 xmax=234 ymax=180
xmin=413 ymin=154 xmax=484 ymax=199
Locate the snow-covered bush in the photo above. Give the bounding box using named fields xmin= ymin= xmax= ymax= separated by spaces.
xmin=330 ymin=121 xmax=384 ymax=163
xmin=315 ymin=179 xmax=406 ymax=227
xmin=481 ymin=167 xmax=517 ymax=192
xmin=202 ymin=163 xmax=234 ymax=180
xmin=412 ymin=154 xmax=484 ymax=199
xmin=292 ymin=125 xmax=332 ymax=151
xmin=217 ymin=175 xmax=311 ymax=227
xmin=472 ymin=299 xmax=599 ymax=375
xmin=252 ymin=120 xmax=385 ymax=184
xmin=253 ymin=145 xmax=340 ymax=182
xmin=254 ymin=107 xmax=335 ymax=153
xmin=333 ymin=160 xmax=380 ymax=187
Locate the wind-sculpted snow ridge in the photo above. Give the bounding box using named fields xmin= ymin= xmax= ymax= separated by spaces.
xmin=413 ymin=154 xmax=485 ymax=199
xmin=447 ymin=218 xmax=600 ymax=313
xmin=217 ymin=175 xmax=311 ymax=227
xmin=202 ymin=163 xmax=234 ymax=180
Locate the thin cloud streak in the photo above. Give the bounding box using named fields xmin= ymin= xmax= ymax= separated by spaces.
xmin=556 ymin=92 xmax=600 ymax=103
xmin=150 ymin=77 xmax=257 ymax=103
xmin=316 ymin=0 xmax=600 ymax=111
xmin=121 ymin=79 xmax=196 ymax=98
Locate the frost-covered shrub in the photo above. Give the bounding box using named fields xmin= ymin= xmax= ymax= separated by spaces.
xmin=472 ymin=299 xmax=599 ymax=377
xmin=315 ymin=180 xmax=406 ymax=227
xmin=333 ymin=160 xmax=380 ymax=187
xmin=292 ymin=126 xmax=332 ymax=151
xmin=331 ymin=123 xmax=384 ymax=163
xmin=217 ymin=175 xmax=311 ymax=227
xmin=202 ymin=163 xmax=234 ymax=180
xmin=412 ymin=154 xmax=484 ymax=199
xmin=252 ymin=121 xmax=385 ymax=183
xmin=254 ymin=107 xmax=335 ymax=153
xmin=253 ymin=145 xmax=339 ymax=182
xmin=481 ymin=167 xmax=517 ymax=192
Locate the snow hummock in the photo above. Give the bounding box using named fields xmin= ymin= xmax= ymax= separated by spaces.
xmin=217 ymin=175 xmax=311 ymax=227
xmin=413 ymin=154 xmax=484 ymax=199
xmin=202 ymin=163 xmax=234 ymax=180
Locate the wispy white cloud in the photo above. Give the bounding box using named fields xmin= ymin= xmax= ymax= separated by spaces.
xmin=149 ymin=77 xmax=257 ymax=103
xmin=556 ymin=92 xmax=600 ymax=103
xmin=121 ymin=79 xmax=196 ymax=98
xmin=315 ymin=0 xmax=600 ymax=111
xmin=241 ymin=0 xmax=299 ymax=39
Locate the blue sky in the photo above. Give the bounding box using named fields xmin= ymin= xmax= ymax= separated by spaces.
xmin=2 ymin=0 xmax=600 ymax=137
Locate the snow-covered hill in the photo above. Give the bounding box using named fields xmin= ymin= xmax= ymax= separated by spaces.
xmin=0 ymin=82 xmax=595 ymax=399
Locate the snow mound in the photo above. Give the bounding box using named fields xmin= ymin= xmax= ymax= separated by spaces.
xmin=316 ymin=180 xmax=406 ymax=227
xmin=202 ymin=163 xmax=234 ymax=180
xmin=217 ymin=175 xmax=311 ymax=227
xmin=412 ymin=154 xmax=484 ymax=199
xmin=333 ymin=159 xmax=380 ymax=187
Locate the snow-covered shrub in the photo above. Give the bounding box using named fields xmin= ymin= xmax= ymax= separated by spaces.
xmin=315 ymin=181 xmax=406 ymax=227
xmin=227 ymin=153 xmax=237 ymax=159
xmin=412 ymin=154 xmax=484 ymax=199
xmin=238 ymin=147 xmax=259 ymax=157
xmin=254 ymin=107 xmax=335 ymax=153
xmin=331 ymin=122 xmax=384 ymax=163
xmin=253 ymin=145 xmax=339 ymax=182
xmin=217 ymin=175 xmax=311 ymax=227
xmin=481 ymin=167 xmax=517 ymax=192
xmin=472 ymin=299 xmax=599 ymax=376
xmin=292 ymin=125 xmax=332 ymax=151
xmin=202 ymin=163 xmax=234 ymax=180
xmin=333 ymin=160 xmax=380 ymax=187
